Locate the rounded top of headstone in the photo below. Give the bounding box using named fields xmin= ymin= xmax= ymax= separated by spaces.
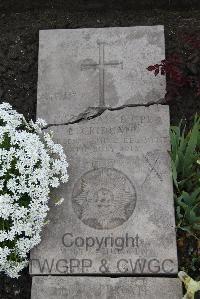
xmin=72 ymin=167 xmax=137 ymax=230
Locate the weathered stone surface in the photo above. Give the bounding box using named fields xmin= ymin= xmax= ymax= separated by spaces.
xmin=30 ymin=105 xmax=178 ymax=275
xmin=31 ymin=276 xmax=182 ymax=299
xmin=37 ymin=26 xmax=165 ymax=124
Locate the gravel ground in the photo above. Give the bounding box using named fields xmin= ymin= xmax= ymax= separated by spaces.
xmin=0 ymin=7 xmax=200 ymax=299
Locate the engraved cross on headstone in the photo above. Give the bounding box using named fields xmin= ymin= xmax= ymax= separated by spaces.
xmin=81 ymin=41 xmax=123 ymax=107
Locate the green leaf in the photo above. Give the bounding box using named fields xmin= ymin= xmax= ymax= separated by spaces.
xmin=192 ymin=223 xmax=200 ymax=231
xmin=171 ymin=159 xmax=178 ymax=189
xmin=183 ymin=123 xmax=198 ymax=176
xmin=179 ymin=226 xmax=193 ymax=234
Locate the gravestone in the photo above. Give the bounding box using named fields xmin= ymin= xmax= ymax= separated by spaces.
xmin=30 ymin=105 xmax=178 ymax=275
xmin=37 ymin=26 xmax=165 ymax=124
xmin=31 ymin=276 xmax=182 ymax=299
xmin=31 ymin=26 xmax=182 ymax=298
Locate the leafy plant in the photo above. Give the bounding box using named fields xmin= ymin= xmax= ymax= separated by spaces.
xmin=148 ymin=32 xmax=200 ymax=101
xmin=0 ymin=103 xmax=69 ymax=278
xmin=170 ymin=116 xmax=200 ymax=237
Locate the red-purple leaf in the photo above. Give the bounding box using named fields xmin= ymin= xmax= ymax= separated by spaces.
xmin=154 ymin=68 xmax=159 ymax=76
xmin=147 ymin=65 xmax=156 ymax=71
xmin=161 ymin=67 xmax=165 ymax=75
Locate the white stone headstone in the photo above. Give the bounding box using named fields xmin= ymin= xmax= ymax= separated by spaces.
xmin=31 ymin=25 xmax=181 ymax=298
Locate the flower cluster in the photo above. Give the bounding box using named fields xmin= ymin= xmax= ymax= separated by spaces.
xmin=0 ymin=102 xmax=69 ymax=278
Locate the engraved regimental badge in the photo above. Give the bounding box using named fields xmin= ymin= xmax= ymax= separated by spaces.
xmin=72 ymin=168 xmax=137 ymax=229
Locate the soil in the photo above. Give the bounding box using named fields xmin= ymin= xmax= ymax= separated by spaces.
xmin=1 ymin=0 xmax=200 ymax=11
xmin=0 ymin=7 xmax=200 ymax=299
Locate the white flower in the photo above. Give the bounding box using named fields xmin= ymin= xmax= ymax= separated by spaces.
xmin=50 ymin=177 xmax=60 ymax=188
xmin=55 ymin=197 xmax=65 ymax=206
xmin=0 ymin=102 xmax=69 ymax=278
